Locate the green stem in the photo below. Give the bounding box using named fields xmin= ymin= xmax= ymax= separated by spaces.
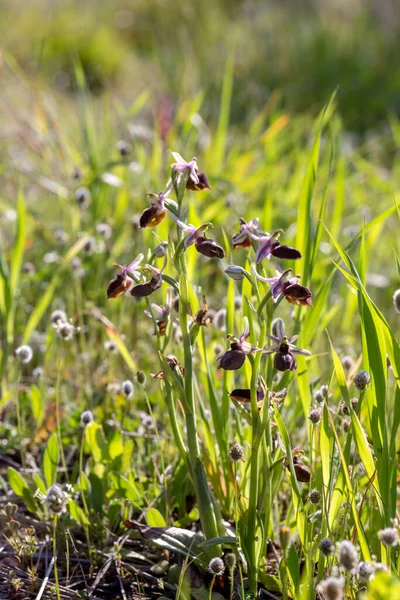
xmin=53 ymin=515 xmax=61 ymax=600
xmin=55 ymin=350 xmax=68 ymax=482
xmin=209 ymin=574 xmax=217 ymax=600
xmin=79 ymin=432 xmax=92 ymax=560
xmin=247 ymin=322 xmax=266 ymax=594
xmin=144 ymin=388 xmax=171 ymax=522
xmin=163 ymin=383 xmax=187 ymax=463
xmin=15 ymin=369 xmax=21 ymax=438
xmin=282 ymin=551 xmax=288 ymax=600
xmin=174 ymin=180 xmax=220 ymax=547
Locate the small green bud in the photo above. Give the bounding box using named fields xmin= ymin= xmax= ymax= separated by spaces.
xmin=279 ymin=525 xmax=291 ymax=552
xmin=5 ymin=503 xmax=18 ymax=517
xmin=137 ymin=371 xmax=147 ymax=385
xmin=225 ymin=553 xmax=237 ymax=570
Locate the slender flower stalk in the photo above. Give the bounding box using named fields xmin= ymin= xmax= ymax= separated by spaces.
xmin=171 ymin=155 xmax=221 ymax=551
xmin=247 ymin=321 xmax=267 ymax=593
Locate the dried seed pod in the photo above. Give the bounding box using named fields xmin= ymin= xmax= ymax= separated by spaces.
xmin=229 ymin=443 xmax=245 ymax=462
xmin=354 ymin=370 xmax=370 ymax=391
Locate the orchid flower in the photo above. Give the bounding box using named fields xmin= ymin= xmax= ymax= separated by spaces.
xmin=248 ymin=229 xmax=302 ymax=264
xmin=107 ymin=254 xmax=144 ymax=299
xmin=217 ymin=317 xmax=262 ymax=370
xmin=232 ymin=218 xmax=268 ymax=248
xmin=263 ymin=319 xmax=311 ymax=371
xmin=253 ymin=267 xmax=312 ymax=306
xmin=169 ymin=212 xmax=225 ymax=258
xmin=140 ymin=181 xmax=173 ymax=228
xmin=130 ymin=256 xmax=167 ymax=298
xmin=144 ymin=287 xmax=176 ymax=335
xmin=170 ymin=152 xmax=211 ymax=191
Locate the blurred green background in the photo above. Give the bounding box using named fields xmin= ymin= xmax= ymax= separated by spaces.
xmin=1 ymin=0 xmax=400 ymax=133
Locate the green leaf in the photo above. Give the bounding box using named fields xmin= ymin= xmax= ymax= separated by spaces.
xmin=68 ymin=499 xmax=89 ymax=526
xmin=272 ymin=405 xmax=306 ymax=545
xmin=43 ymin=433 xmax=59 ymax=488
xmin=10 ymin=191 xmax=25 ymax=297
xmin=198 ymin=536 xmax=237 ymax=548
xmin=85 ymin=422 xmax=109 ymax=463
xmin=295 ymin=91 xmax=336 ymax=286
xmin=7 ymin=467 xmax=38 ymax=513
xmin=146 ymin=508 xmax=167 ymax=527
xmin=324 ymin=402 xmax=371 ymax=560
xmin=286 ymin=543 xmax=300 ymax=596
xmin=30 ymin=385 xmax=44 ymax=424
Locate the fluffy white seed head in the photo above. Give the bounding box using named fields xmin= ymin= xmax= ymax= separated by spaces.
xmin=338 ymin=540 xmax=359 ymax=572
xmin=15 ymin=345 xmax=33 ymax=364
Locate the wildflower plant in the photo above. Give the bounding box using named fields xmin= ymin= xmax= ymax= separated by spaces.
xmin=105 ymin=148 xmax=318 ymax=591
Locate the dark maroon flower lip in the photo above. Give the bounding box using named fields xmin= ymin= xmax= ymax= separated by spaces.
xmin=170 ymin=153 xmax=211 ymax=192
xmin=270 ymin=241 xmax=302 ymax=260
xmin=107 ymin=273 xmax=133 ymax=299
xmin=229 ymin=388 xmax=265 ymax=403
xmin=186 ymin=172 xmax=211 ymax=192
xmin=107 ymin=255 xmax=144 ymax=300
xmin=274 ymin=346 xmax=297 ymax=372
xmin=263 ymin=322 xmax=311 ymax=372
xmin=217 ymin=319 xmax=263 ymax=371
xmin=139 ymin=205 xmax=167 ymax=228
xmin=253 ymin=268 xmax=312 ymax=307
xmin=130 ymin=280 xmax=159 ymax=298
xmin=129 ymin=257 xmax=167 ymax=299
xmin=195 ymin=236 xmax=225 ymax=259
xmin=139 ymin=184 xmax=173 ymax=229
xmin=282 ymin=282 xmax=312 ymax=306
xmin=292 ymin=456 xmax=311 ymax=483
xmin=217 ymin=346 xmax=246 ymax=370
xmin=253 ymin=229 xmax=302 ymax=264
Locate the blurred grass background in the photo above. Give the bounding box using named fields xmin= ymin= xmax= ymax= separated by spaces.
xmin=1 ymin=0 xmax=400 ymax=134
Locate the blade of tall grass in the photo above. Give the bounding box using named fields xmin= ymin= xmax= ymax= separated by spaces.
xmin=22 ymin=235 xmax=91 ymax=344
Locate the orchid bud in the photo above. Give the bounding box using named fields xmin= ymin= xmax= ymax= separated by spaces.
xmin=154 ymin=242 xmax=169 ymax=258
xmin=225 ymin=265 xmax=246 ymax=281
xmin=393 ymin=289 xmax=400 ymax=313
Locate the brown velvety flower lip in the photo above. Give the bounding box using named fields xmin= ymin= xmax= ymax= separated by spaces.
xmin=195 ymin=236 xmax=225 ymax=259
xmin=229 ymin=388 xmax=265 ymax=403
xmin=186 ymin=172 xmax=211 ymax=191
xmin=139 ymin=206 xmax=166 ymax=228
xmin=107 ymin=274 xmax=132 ymax=299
